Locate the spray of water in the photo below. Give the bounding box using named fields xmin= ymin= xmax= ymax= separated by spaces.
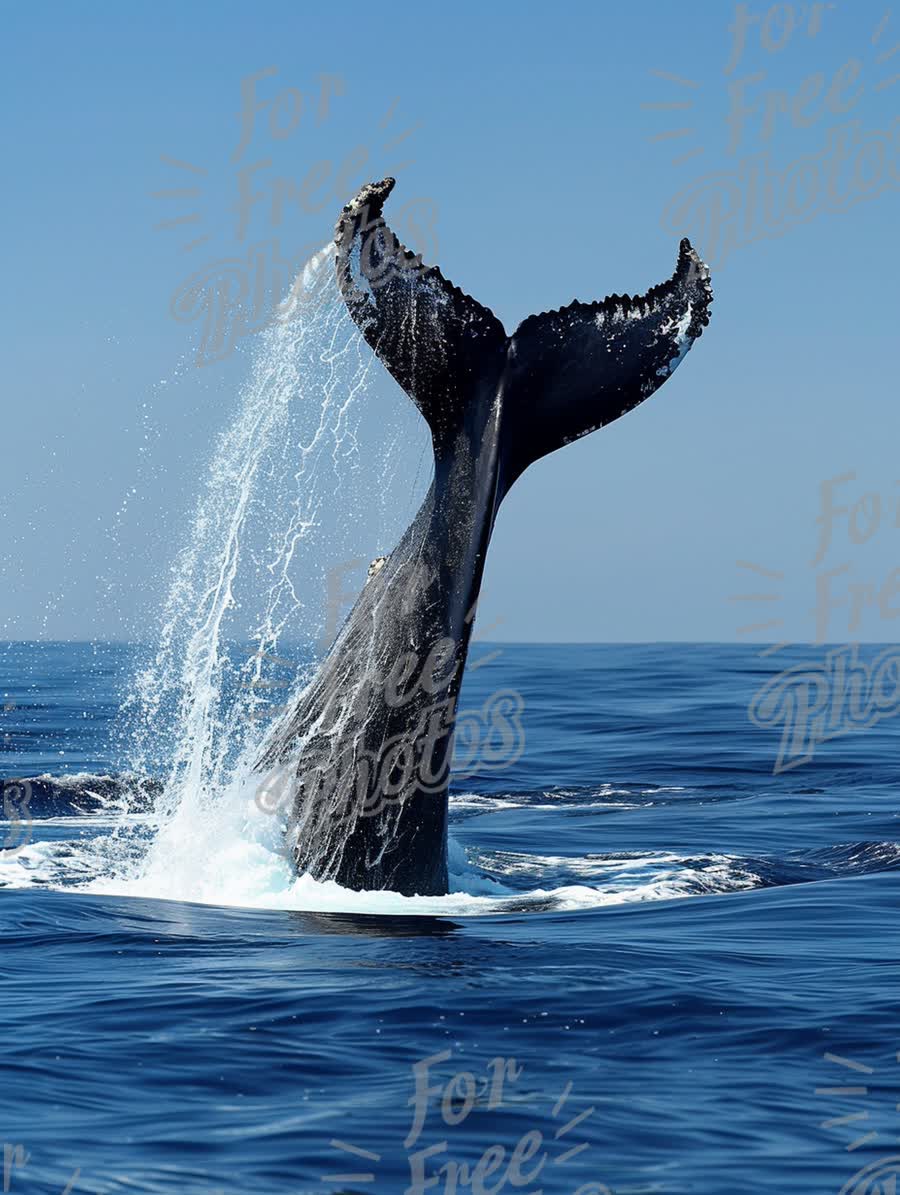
xmin=97 ymin=245 xmax=431 ymax=900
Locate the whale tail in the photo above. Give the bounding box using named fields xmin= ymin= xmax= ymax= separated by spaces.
xmin=335 ymin=177 xmax=712 ymax=486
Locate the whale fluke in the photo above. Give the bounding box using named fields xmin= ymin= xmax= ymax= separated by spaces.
xmin=335 ymin=176 xmax=712 ymax=484
xmin=260 ymin=180 xmax=713 ymax=896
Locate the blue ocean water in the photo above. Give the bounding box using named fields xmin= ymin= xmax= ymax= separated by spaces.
xmin=2 ymin=640 xmax=899 ymax=1195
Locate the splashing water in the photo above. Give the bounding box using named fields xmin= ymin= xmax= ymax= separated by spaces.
xmin=126 ymin=248 xmax=356 ymax=798
xmin=88 ymin=246 xmax=440 ymax=906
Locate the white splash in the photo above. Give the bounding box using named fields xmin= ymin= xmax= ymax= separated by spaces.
xmin=102 ymin=245 xmax=430 ymax=906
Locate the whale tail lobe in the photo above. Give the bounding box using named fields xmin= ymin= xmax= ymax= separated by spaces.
xmin=334 ymin=177 xmax=712 ymax=486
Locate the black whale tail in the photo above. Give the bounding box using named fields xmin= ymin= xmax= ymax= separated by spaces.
xmin=335 ymin=177 xmax=712 ymax=488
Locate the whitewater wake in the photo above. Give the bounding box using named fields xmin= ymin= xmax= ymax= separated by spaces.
xmin=5 ymin=768 xmax=900 ymax=914
xmin=0 ymin=783 xmax=768 ymax=914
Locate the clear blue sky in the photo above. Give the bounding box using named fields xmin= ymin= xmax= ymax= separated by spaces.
xmin=2 ymin=0 xmax=898 ymax=642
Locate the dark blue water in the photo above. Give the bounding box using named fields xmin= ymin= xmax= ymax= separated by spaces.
xmin=2 ymin=641 xmax=900 ymax=1194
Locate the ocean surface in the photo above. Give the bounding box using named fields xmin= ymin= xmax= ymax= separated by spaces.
xmin=2 ymin=639 xmax=899 ymax=1195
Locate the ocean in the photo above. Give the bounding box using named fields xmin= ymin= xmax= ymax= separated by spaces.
xmin=2 ymin=638 xmax=899 ymax=1195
